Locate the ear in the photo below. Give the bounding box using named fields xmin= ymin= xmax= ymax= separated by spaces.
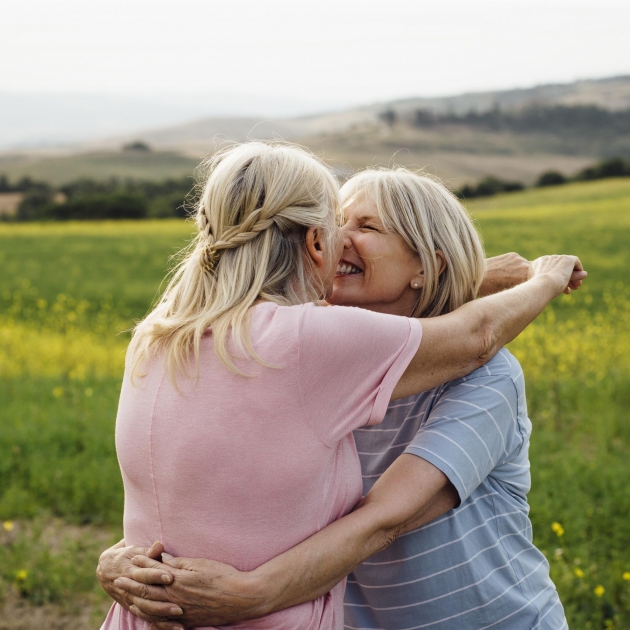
xmin=410 ymin=262 xmax=425 ymax=290
xmin=305 ymin=226 xmax=325 ymax=269
xmin=410 ymin=252 xmax=447 ymax=290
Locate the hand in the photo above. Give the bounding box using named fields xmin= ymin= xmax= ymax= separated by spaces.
xmin=115 ymin=553 xmax=267 ymax=629
xmin=96 ymin=540 xmax=172 ymax=615
xmin=479 ymin=253 xmax=531 ymax=296
xmin=528 ymin=255 xmax=587 ymax=296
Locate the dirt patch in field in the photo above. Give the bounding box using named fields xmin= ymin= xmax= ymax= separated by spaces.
xmin=0 ymin=591 xmax=111 ymax=630
xmin=0 ymin=193 xmax=22 ymax=216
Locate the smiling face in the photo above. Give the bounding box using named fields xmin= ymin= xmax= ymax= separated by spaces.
xmin=328 ymin=193 xmax=424 ymax=316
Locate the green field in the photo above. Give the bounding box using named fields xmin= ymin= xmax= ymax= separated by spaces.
xmin=1 ymin=179 xmax=629 ymax=628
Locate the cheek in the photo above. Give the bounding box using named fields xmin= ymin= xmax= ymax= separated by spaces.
xmin=365 ymin=263 xmax=410 ymax=300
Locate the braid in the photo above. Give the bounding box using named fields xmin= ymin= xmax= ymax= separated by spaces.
xmin=198 ymin=203 xmax=291 ymax=274
xmin=198 ymin=207 xmax=220 ymax=273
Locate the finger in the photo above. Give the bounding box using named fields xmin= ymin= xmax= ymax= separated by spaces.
xmin=113 ymin=539 xmax=126 ymax=549
xmin=128 ymin=559 xmax=173 ymax=585
xmin=129 ymin=595 xmax=183 ymax=618
xmin=115 ymin=577 xmax=170 ymax=601
xmin=129 ymin=604 xmax=162 ymax=624
xmin=572 ymin=257 xmax=584 ymax=272
xmin=147 ymin=541 xmax=165 ymax=560
xmin=161 ymin=553 xmax=195 ymax=570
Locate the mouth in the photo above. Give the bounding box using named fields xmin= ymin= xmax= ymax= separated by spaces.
xmin=335 ymin=259 xmax=364 ymax=277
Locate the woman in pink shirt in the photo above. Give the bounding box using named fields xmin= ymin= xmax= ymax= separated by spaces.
xmin=101 ymin=142 xmax=582 ymax=630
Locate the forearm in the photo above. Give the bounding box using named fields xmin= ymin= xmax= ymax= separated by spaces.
xmin=247 ymin=501 xmax=388 ymax=616
xmin=464 ymin=274 xmax=557 ymax=360
xmin=248 ymin=456 xmax=455 ymax=615
xmin=395 ymin=274 xmax=558 ymax=398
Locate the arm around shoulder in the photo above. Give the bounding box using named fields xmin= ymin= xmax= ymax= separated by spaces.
xmin=392 ymin=255 xmax=586 ymax=399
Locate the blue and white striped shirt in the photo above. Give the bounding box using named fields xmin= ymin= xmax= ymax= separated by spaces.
xmin=345 ymin=349 xmax=566 ymax=630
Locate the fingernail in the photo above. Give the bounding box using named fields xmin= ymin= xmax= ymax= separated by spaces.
xmin=114 ymin=578 xmax=123 ymax=587
xmin=161 ymin=573 xmax=172 ymax=584
xmin=162 ymin=553 xmax=173 ymax=560
xmin=130 ymin=605 xmax=139 ymax=613
xmin=169 ymin=606 xmax=183 ymax=615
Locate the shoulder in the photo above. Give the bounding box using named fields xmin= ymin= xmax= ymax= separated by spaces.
xmin=459 ymin=349 xmax=523 ymax=387
xmin=438 ymin=349 xmax=524 ymax=409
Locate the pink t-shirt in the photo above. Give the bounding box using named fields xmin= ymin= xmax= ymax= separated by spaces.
xmin=103 ymin=302 xmax=422 ymax=630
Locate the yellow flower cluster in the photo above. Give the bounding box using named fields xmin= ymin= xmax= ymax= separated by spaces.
xmin=509 ymin=290 xmax=630 ymax=388
xmin=0 ymin=313 xmax=127 ymax=380
xmin=551 ymin=522 xmax=565 ymax=537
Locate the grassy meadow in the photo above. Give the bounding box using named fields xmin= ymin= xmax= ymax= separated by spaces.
xmin=0 ymin=179 xmax=629 ymax=628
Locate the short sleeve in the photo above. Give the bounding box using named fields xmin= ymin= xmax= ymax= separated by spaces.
xmin=298 ymin=304 xmax=422 ymax=447
xmin=404 ymin=374 xmax=521 ymax=504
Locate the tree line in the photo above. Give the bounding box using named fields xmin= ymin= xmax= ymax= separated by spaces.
xmin=1 ymin=176 xmax=194 ymax=221
xmin=379 ymin=104 xmax=630 ymax=138
xmin=456 ymin=156 xmax=630 ymax=200
xmin=2 ymin=156 xmax=630 ymax=221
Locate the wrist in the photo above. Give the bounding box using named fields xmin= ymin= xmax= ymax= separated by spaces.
xmin=528 ymin=272 xmax=561 ymax=298
xmin=238 ymin=570 xmax=277 ymax=617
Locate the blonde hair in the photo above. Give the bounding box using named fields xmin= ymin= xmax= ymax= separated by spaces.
xmin=341 ymin=168 xmax=485 ymax=318
xmin=128 ymin=141 xmax=340 ymax=381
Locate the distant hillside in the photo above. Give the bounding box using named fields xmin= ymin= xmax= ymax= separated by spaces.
xmin=2 ymin=75 xmax=630 ymax=187
xmin=0 ymin=92 xmax=339 ymax=151
xmin=98 ymin=75 xmax=630 ymax=152
xmin=387 ymin=75 xmax=630 ymax=114
xmin=0 ymin=151 xmax=199 ymax=187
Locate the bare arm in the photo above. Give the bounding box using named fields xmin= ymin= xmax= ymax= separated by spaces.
xmin=391 ymin=255 xmax=585 ymax=399
xmin=105 ymin=454 xmax=458 ymax=628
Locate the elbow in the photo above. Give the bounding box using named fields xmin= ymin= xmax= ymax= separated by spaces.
xmin=471 ymin=314 xmax=500 ymax=371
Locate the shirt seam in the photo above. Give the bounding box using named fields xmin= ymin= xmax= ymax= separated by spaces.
xmin=149 ymin=370 xmax=166 ymax=544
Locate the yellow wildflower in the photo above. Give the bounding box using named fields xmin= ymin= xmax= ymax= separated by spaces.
xmin=52 ymin=387 xmax=64 ymax=398
xmin=15 ymin=569 xmax=28 ymax=581
xmin=574 ymin=568 xmax=585 ymax=579
xmin=2 ymin=521 xmax=14 ymax=532
xmin=594 ymin=585 xmax=605 ymax=598
xmin=551 ymin=522 xmax=565 ymax=537
xmin=623 ymin=572 xmax=630 ymax=581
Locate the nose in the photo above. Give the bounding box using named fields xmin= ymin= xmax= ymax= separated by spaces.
xmin=341 ymin=225 xmax=353 ymax=249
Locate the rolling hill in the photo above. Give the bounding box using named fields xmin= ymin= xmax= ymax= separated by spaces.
xmin=2 ymin=75 xmax=630 ymax=187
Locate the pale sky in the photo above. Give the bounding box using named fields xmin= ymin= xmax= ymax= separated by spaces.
xmin=2 ymin=0 xmax=630 ymax=109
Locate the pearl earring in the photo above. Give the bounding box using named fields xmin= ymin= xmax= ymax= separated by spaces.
xmin=413 ymin=282 xmax=419 ymax=288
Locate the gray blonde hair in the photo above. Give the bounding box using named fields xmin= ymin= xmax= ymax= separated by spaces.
xmin=341 ymin=168 xmax=485 ymax=318
xmin=128 ymin=141 xmax=340 ymax=381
